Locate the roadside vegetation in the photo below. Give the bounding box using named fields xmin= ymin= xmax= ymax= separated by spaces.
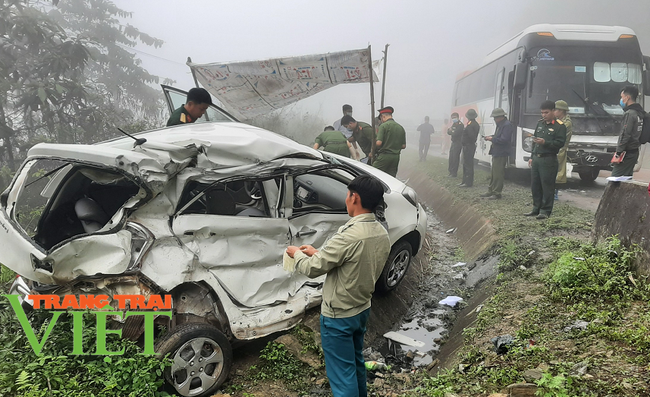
xmin=0 ymin=299 xmax=172 ymax=397
xmin=401 ymin=155 xmax=650 ymax=396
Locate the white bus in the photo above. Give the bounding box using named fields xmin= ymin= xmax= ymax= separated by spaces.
xmin=451 ymin=24 xmax=650 ymax=181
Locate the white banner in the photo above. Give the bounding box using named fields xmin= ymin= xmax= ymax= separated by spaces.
xmin=188 ymin=48 xmax=379 ymax=120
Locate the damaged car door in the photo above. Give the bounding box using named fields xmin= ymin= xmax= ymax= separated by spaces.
xmin=171 ymin=174 xmax=317 ymax=308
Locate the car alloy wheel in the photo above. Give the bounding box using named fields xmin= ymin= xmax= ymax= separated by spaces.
xmin=376 ymin=241 xmax=413 ymax=294
xmin=155 ymin=323 xmax=232 ymax=397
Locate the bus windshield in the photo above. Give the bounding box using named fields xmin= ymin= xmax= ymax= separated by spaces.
xmin=525 ymin=46 xmax=642 ymax=117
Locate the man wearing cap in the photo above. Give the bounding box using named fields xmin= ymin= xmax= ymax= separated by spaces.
xmin=374 ymin=106 xmax=406 ymax=177
xmin=554 ymin=100 xmax=573 ymax=200
xmin=459 ymin=109 xmax=480 ymax=187
xmin=166 ymin=87 xmax=213 ymax=126
xmin=342 ymin=115 xmax=374 ymax=162
xmin=481 ymin=108 xmax=514 ymax=199
xmin=447 ymin=113 xmax=464 ymax=177
xmin=524 ymin=100 xmax=567 ymax=219
xmin=417 ymin=116 xmax=435 ymax=161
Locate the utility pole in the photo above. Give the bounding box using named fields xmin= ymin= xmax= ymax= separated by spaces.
xmin=380 ymin=44 xmax=390 ymax=108
xmin=368 ymin=45 xmax=377 ymax=163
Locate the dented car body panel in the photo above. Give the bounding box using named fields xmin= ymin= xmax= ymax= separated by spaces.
xmin=1 ymin=121 xmax=426 ymax=341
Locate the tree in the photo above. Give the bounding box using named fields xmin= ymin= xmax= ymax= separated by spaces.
xmin=0 ymin=0 xmax=169 ymax=172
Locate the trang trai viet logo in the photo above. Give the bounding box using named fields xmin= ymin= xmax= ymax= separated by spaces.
xmin=2 ymin=294 xmax=172 ymax=356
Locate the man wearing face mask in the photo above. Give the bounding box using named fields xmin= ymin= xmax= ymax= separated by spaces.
xmin=447 ymin=113 xmax=464 ymax=177
xmin=612 ymin=85 xmax=644 ymax=177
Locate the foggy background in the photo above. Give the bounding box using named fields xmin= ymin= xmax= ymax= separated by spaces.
xmin=111 ymin=0 xmax=650 ymax=133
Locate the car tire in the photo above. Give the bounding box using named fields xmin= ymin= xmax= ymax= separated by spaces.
xmin=375 ymin=241 xmax=413 ymax=295
xmin=155 ymin=323 xmax=232 ymax=397
xmin=578 ymin=168 xmax=600 ymax=183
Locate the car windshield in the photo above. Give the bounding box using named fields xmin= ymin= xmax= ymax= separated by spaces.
xmin=525 ymin=46 xmax=642 ymax=116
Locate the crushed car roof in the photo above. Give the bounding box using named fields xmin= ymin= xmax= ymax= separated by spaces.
xmin=100 ymin=122 xmax=323 ymax=166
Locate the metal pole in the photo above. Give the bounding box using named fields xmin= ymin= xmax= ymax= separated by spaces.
xmin=368 ymin=45 xmax=377 ymax=163
xmin=380 ymin=44 xmax=390 ymax=108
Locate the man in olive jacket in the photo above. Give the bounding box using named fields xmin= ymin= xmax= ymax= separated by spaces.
xmin=612 ymin=85 xmax=645 ymax=177
xmin=286 ymin=175 xmax=390 ymax=397
xmin=459 ymin=109 xmax=480 ymax=187
xmin=524 ymin=100 xmax=567 ymax=219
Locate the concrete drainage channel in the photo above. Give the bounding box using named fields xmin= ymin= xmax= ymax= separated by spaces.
xmin=361 ymin=166 xmax=501 ymax=374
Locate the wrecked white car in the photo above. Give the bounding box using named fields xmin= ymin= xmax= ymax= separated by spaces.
xmin=0 ymin=90 xmax=426 ymax=396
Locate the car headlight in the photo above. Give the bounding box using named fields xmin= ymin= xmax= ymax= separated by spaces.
xmin=402 ymin=187 xmax=418 ymax=207
xmin=522 ymin=129 xmax=534 ymax=152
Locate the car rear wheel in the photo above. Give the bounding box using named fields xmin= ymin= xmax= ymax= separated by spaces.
xmin=376 ymin=241 xmax=413 ymax=294
xmin=155 ymin=323 xmax=232 ymax=397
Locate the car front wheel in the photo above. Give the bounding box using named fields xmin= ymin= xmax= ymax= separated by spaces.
xmin=375 ymin=241 xmax=413 ymax=294
xmin=155 ymin=323 xmax=232 ymax=397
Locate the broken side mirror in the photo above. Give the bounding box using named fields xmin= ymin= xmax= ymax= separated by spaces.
xmin=513 ymin=62 xmax=527 ymax=90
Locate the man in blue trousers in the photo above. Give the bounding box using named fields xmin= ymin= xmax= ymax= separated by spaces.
xmin=286 ymin=175 xmax=390 ymax=397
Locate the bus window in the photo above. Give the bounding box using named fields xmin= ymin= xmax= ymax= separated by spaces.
xmin=494 ymin=69 xmax=505 ymax=108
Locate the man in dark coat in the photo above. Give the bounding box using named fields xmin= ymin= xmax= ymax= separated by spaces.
xmin=480 ymin=108 xmax=513 ymax=199
xmin=612 ymin=85 xmax=644 ymax=177
xmin=447 ymin=113 xmax=464 ymax=177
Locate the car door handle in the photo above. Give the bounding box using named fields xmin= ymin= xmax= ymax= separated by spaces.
xmin=295 ymin=228 xmax=317 ymax=238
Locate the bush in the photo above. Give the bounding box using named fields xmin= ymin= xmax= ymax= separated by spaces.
xmin=545 ymin=237 xmax=642 ymax=303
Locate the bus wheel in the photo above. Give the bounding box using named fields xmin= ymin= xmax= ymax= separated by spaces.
xmin=578 ymin=168 xmax=600 ymax=182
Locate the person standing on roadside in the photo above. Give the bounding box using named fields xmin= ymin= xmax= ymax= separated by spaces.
xmin=285 ymin=175 xmax=390 ymax=397
xmin=373 ymin=106 xmax=406 ymax=177
xmin=314 ymin=126 xmax=352 ymax=157
xmin=480 ymin=108 xmax=514 ymax=200
xmin=342 ymin=115 xmax=374 ymax=163
xmin=459 ymin=109 xmax=480 ymax=187
xmin=554 ymin=100 xmax=573 ymax=200
xmin=611 ymin=85 xmax=644 ymax=177
xmin=417 ymin=116 xmax=435 ymax=161
xmin=447 ymin=113 xmax=464 ymax=177
xmin=524 ymin=100 xmax=567 ymax=219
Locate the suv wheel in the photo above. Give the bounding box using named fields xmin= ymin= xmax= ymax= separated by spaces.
xmin=155 ymin=323 xmax=232 ymax=397
xmin=376 ymin=241 xmax=412 ymax=294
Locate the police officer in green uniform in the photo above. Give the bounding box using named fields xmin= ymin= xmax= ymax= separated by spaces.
xmin=341 ymin=115 xmax=374 ymax=162
xmin=524 ymin=100 xmax=567 ymax=219
xmin=373 ymin=106 xmax=406 ymax=177
xmin=166 ymin=87 xmax=213 ymax=127
xmin=314 ymin=126 xmax=352 ymax=157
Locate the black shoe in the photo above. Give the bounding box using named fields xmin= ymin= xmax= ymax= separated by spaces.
xmin=480 ymin=192 xmax=493 ymax=198
xmin=488 ymin=195 xmax=502 ymax=200
xmin=536 ymin=213 xmax=549 ymax=220
xmin=524 ymin=211 xmax=539 ymax=217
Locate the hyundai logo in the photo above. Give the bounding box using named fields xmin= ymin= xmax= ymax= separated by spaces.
xmin=585 ymin=155 xmax=598 ymax=163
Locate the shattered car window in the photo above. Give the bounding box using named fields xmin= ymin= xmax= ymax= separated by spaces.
xmin=178 ymin=179 xmax=274 ymax=217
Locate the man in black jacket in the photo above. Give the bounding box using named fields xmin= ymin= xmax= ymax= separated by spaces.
xmin=447 ymin=113 xmax=464 ymax=177
xmin=612 ymin=85 xmax=644 ymax=177
xmin=480 ymin=108 xmax=513 ymax=199
xmin=459 ymin=109 xmax=480 ymax=187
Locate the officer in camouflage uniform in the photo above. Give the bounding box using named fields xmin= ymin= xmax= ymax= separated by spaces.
xmin=314 ymin=126 xmax=352 ymax=157
xmin=525 ymin=100 xmax=567 ymax=219
xmin=166 ymin=87 xmax=212 ymax=126
xmin=373 ymin=106 xmax=406 ymax=177
xmin=554 ymin=100 xmax=573 ymax=200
